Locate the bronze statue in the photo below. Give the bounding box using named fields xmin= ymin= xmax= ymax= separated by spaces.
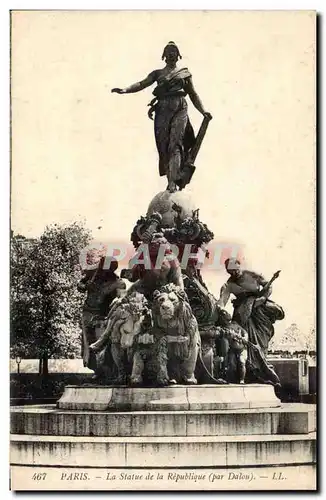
xmin=216 ymin=311 xmax=249 ymax=384
xmin=218 ymin=259 xmax=284 ymax=385
xmin=112 ymin=41 xmax=212 ymax=193
xmin=126 ymin=233 xmax=184 ymax=300
xmin=77 ymin=257 xmax=126 ymax=373
xmin=89 ymin=292 xmax=151 ymax=385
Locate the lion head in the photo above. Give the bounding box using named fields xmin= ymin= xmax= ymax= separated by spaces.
xmin=152 ymin=284 xmax=199 ymax=363
xmin=109 ymin=292 xmax=150 ymax=348
xmin=152 ymin=283 xmax=188 ymax=322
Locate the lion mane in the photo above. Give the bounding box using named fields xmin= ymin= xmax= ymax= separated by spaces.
xmin=108 ymin=292 xmax=149 ymax=345
xmin=152 ymin=284 xmax=196 ymax=332
xmin=152 ymin=283 xmax=200 ymax=376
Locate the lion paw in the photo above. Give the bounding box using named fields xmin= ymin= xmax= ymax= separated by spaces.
xmin=130 ymin=376 xmax=143 ymax=387
xmin=183 ymin=376 xmax=197 ymax=385
xmin=156 ymin=376 xmax=170 ymax=387
xmin=113 ymin=375 xmax=128 ymax=386
xmin=215 ymin=378 xmax=228 ymax=385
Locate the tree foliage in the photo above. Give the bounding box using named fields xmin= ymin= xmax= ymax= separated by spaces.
xmin=10 ymin=222 xmax=92 ymax=360
xmin=269 ymin=323 xmax=316 ymax=352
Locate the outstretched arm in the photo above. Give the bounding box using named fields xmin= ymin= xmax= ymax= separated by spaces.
xmin=251 ymin=273 xmax=272 ymax=308
xmin=112 ymin=71 xmax=157 ymax=94
xmin=187 ymin=77 xmax=212 ymax=119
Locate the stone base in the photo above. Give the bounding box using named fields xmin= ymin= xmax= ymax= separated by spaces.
xmin=10 ymin=384 xmax=316 ymax=486
xmin=57 ymin=384 xmax=281 ymax=411
xmin=11 ymin=404 xmax=316 ymax=437
xmin=10 ymin=432 xmax=316 ymax=468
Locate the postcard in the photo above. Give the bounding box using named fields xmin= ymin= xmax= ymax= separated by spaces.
xmin=10 ymin=10 xmax=316 ymax=491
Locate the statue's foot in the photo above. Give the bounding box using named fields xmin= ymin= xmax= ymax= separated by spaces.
xmin=168 ymin=378 xmax=177 ymax=385
xmin=130 ymin=376 xmax=143 ymax=387
xmin=239 ymin=380 xmax=245 ymax=384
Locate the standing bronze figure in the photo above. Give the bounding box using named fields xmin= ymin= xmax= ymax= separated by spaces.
xmin=112 ymin=41 xmax=212 ymax=192
xmin=218 ymin=259 xmax=284 ymax=386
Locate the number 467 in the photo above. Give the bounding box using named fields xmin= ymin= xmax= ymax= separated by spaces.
xmin=32 ymin=473 xmax=47 ymax=481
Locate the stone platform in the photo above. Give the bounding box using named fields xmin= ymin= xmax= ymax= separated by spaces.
xmin=10 ymin=384 xmax=316 ymax=487
xmin=56 ymin=384 xmax=281 ymax=411
xmin=11 ymin=432 xmax=316 ymax=468
xmin=11 ymin=403 xmax=316 ymax=437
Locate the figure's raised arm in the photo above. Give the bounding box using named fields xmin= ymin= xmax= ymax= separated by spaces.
xmin=112 ymin=71 xmax=157 ymax=94
xmin=186 ymin=77 xmax=212 ymax=120
xmin=257 ymin=274 xmax=273 ymax=299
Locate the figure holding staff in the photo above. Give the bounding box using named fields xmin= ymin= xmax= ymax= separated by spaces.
xmin=112 ymin=41 xmax=212 ymax=192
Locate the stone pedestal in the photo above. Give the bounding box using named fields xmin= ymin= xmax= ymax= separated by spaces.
xmin=57 ymin=384 xmax=281 ymax=411
xmin=10 ymin=384 xmax=316 ymax=488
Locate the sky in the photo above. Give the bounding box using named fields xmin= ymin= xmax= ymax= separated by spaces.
xmin=11 ymin=10 xmax=316 ymax=335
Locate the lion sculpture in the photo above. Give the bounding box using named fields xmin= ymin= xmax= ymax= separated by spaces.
xmin=89 ymin=292 xmax=150 ymax=384
xmin=150 ymin=283 xmax=201 ymax=385
xmin=89 ymin=284 xmax=227 ymax=387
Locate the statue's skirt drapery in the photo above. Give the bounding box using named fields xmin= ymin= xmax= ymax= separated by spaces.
xmin=154 ymin=96 xmax=195 ymax=177
xmin=232 ymin=296 xmax=285 ymax=385
xmin=150 ymin=68 xmax=196 ymax=178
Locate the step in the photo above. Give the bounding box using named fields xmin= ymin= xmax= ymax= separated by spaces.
xmin=10 ymin=403 xmax=316 ymax=437
xmin=57 ymin=384 xmax=281 ymax=411
xmin=10 ymin=432 xmax=316 ymax=468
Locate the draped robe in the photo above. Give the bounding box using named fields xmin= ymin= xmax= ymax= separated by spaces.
xmin=219 ymin=270 xmax=285 ymax=385
xmin=149 ymin=68 xmax=196 ymax=180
